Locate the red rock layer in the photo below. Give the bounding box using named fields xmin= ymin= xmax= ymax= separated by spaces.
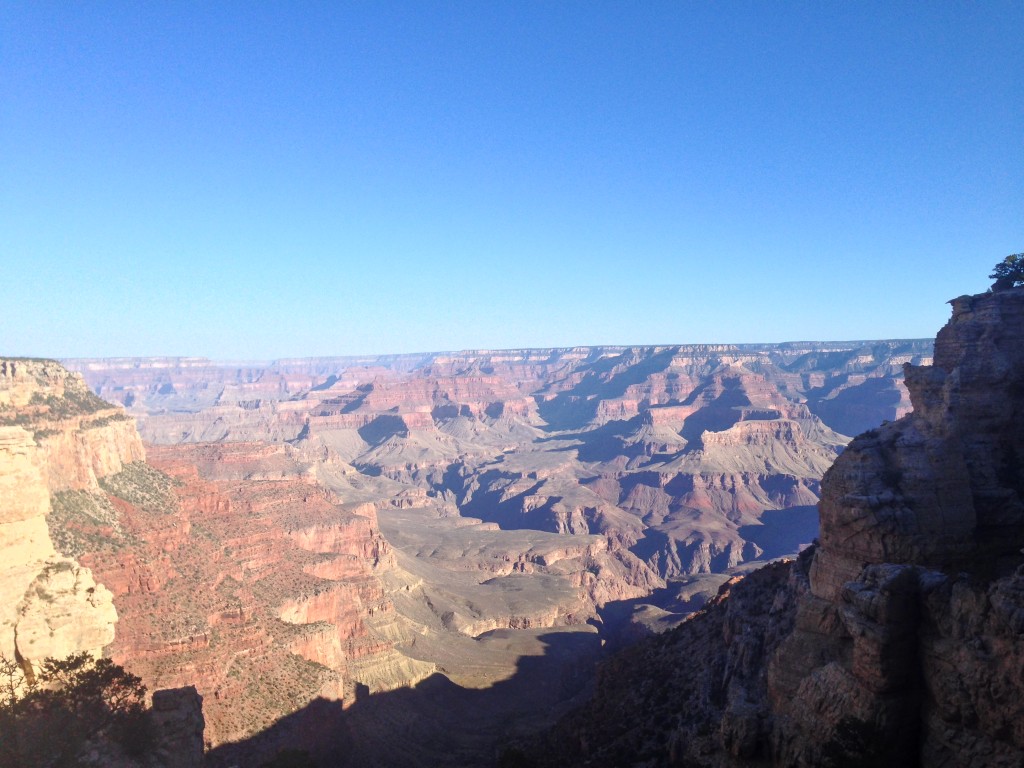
xmin=82 ymin=442 xmax=414 ymax=746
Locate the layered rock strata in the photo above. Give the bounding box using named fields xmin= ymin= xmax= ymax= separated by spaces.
xmin=84 ymin=441 xmax=434 ymax=745
xmin=771 ymin=287 xmax=1024 ymax=766
xmin=67 ymin=340 xmax=930 ymax=591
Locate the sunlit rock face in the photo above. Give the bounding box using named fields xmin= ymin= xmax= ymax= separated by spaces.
xmin=15 ymin=559 xmax=117 ymax=666
xmin=0 ymin=424 xmax=59 ymax=662
xmin=84 ymin=441 xmax=435 ymax=746
xmin=531 ymin=288 xmax=1024 ymax=768
xmin=0 ymin=359 xmax=138 ymax=677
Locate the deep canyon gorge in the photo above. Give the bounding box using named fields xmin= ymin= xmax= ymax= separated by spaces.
xmin=12 ymin=312 xmax=1017 ymax=766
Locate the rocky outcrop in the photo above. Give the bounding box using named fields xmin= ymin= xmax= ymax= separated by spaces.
xmin=1 ymin=358 xmax=145 ymax=491
xmin=770 ymin=288 xmax=1024 ymax=766
xmin=69 ymin=685 xmax=206 ymax=768
xmin=0 ymin=359 xmax=136 ymax=677
xmin=149 ymin=687 xmax=205 ymax=768
xmin=15 ymin=560 xmax=117 ymax=670
xmin=0 ymin=425 xmax=57 ymax=662
xmin=534 ymin=556 xmax=806 ymax=767
xmin=808 ymin=292 xmax=1024 ymax=601
xmin=38 ymin=416 xmax=146 ymax=491
xmin=535 ymin=287 xmax=1024 ymax=767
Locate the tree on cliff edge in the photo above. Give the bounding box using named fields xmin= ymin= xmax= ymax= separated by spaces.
xmin=990 ymin=253 xmax=1024 ymax=290
xmin=0 ymin=652 xmax=150 ymax=767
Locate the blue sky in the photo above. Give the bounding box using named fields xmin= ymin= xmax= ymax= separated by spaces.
xmin=1 ymin=2 xmax=1021 ymax=359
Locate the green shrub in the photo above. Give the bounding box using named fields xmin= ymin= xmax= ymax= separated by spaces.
xmin=990 ymin=253 xmax=1024 ymax=290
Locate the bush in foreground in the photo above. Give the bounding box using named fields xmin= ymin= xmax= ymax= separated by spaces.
xmin=0 ymin=652 xmax=151 ymax=767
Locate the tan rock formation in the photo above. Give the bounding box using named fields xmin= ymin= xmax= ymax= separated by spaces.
xmin=38 ymin=416 xmax=145 ymax=491
xmin=0 ymin=359 xmax=136 ymax=676
xmin=0 ymin=425 xmax=57 ymax=660
xmin=15 ymin=559 xmax=117 ymax=670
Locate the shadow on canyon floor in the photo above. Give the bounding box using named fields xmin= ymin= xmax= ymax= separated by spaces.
xmin=206 ymin=629 xmax=601 ymax=768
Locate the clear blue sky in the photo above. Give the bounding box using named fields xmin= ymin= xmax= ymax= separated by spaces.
xmin=2 ymin=2 xmax=1021 ymax=359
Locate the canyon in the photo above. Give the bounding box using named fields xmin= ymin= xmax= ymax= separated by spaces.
xmin=0 ymin=358 xmax=140 ymax=677
xmin=0 ymin=336 xmax=933 ymax=765
xmin=532 ymin=288 xmax=1024 ymax=766
xmin=69 ymin=339 xmax=929 ymax=586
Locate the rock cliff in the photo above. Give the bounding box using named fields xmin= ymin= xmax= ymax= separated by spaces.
xmin=772 ymin=287 xmax=1024 ymax=766
xmin=2 ymin=361 xmax=638 ymax=751
xmin=535 ymin=287 xmax=1024 ymax=767
xmin=0 ymin=359 xmax=141 ymax=677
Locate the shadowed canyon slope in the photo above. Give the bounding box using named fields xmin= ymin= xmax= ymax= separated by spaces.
xmin=532 ymin=288 xmax=1024 ymax=767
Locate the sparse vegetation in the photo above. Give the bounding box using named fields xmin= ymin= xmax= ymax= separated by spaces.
xmin=0 ymin=382 xmax=117 ymax=430
xmin=80 ymin=412 xmax=132 ymax=429
xmin=48 ymin=490 xmax=130 ymax=557
xmin=0 ymin=407 xmax=32 ymax=427
xmin=29 ymin=561 xmax=76 ymax=603
xmin=214 ymin=652 xmax=335 ymax=741
xmin=29 ymin=388 xmax=113 ymax=419
xmin=98 ymin=461 xmax=181 ymax=515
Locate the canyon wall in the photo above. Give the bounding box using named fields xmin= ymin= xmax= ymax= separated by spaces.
xmin=0 ymin=334 xmax=941 ymax=765
xmin=75 ymin=441 xmax=436 ymax=745
xmin=771 ymin=287 xmax=1024 ymax=766
xmin=49 ymin=338 xmax=937 ymax=761
xmin=1 ymin=359 xmax=445 ymax=747
xmin=0 ymin=359 xmax=141 ymax=676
